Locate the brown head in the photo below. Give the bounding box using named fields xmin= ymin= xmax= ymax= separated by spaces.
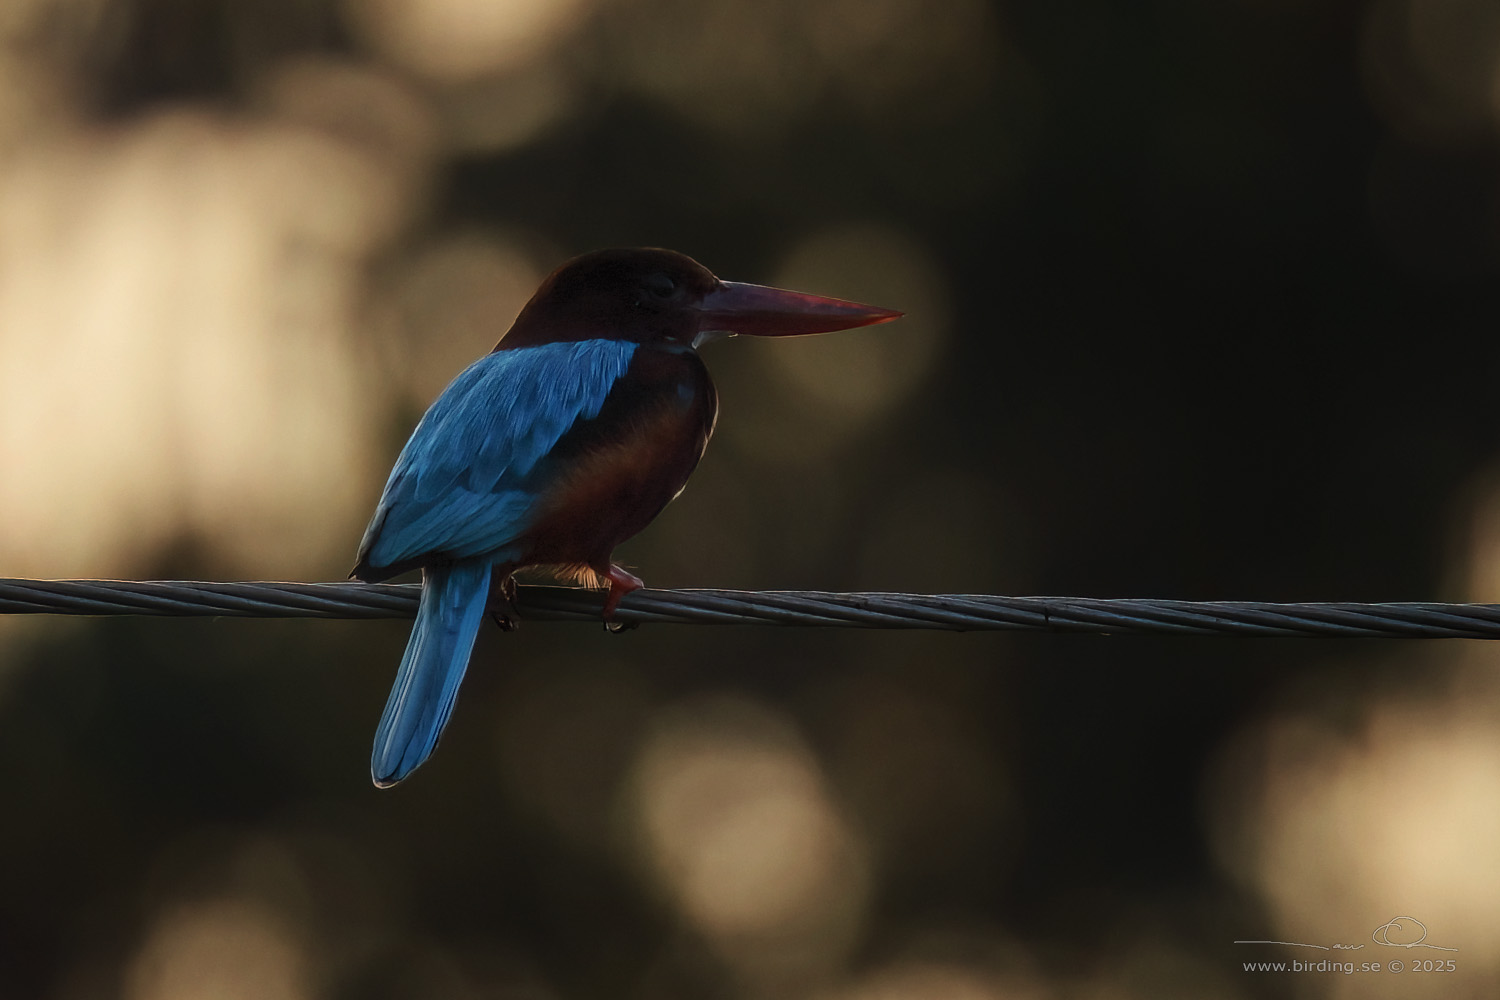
xmin=497 ymin=248 xmax=901 ymax=351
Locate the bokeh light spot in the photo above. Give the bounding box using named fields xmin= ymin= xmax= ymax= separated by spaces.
xmin=1209 ymin=678 xmax=1500 ymax=968
xmin=124 ymin=898 xmax=310 ymax=1000
xmin=829 ymin=960 xmax=1039 ymax=1000
xmin=1362 ymin=0 xmax=1500 ymax=143
xmin=725 ymin=223 xmax=947 ymax=461
xmin=628 ymin=697 xmax=869 ymax=978
xmin=387 ymin=231 xmax=547 ymax=404
xmin=344 ymin=0 xmax=596 ymax=82
xmin=0 ymin=109 xmax=405 ymax=578
xmin=765 ymin=225 xmax=947 ymax=415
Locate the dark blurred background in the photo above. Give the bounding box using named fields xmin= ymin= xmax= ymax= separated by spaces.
xmin=2 ymin=0 xmax=1500 ymax=997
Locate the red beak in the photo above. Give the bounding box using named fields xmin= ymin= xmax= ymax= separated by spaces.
xmin=696 ymin=280 xmax=902 ymax=338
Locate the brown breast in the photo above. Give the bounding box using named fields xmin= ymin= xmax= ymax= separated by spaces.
xmin=514 ymin=344 xmax=717 ymax=577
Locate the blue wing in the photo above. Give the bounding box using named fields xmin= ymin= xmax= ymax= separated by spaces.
xmin=356 ymin=339 xmax=637 ymax=573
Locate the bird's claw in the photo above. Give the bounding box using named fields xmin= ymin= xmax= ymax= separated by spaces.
xmin=487 ymin=573 xmax=521 ymax=631
xmin=601 ymin=563 xmax=644 ymax=631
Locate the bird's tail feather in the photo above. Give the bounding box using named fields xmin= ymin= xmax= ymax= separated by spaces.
xmin=371 ymin=560 xmax=491 ymax=787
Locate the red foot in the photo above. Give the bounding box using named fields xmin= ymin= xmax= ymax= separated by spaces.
xmin=603 ymin=564 xmax=644 ymax=619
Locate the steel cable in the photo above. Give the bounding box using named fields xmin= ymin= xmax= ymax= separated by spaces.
xmin=2 ymin=578 xmax=1500 ymax=637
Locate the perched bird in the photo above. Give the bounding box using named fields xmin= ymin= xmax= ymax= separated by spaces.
xmin=352 ymin=248 xmax=901 ymax=787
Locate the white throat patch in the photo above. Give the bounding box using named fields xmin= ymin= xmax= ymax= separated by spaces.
xmin=691 ymin=329 xmax=737 ymax=350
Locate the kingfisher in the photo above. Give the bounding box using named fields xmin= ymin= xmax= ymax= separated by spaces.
xmin=352 ymin=248 xmax=901 ymax=787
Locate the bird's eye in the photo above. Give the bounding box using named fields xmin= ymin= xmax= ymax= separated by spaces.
xmin=643 ymin=274 xmax=676 ymax=300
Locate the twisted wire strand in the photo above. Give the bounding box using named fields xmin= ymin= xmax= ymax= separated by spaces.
xmin=2 ymin=578 xmax=1500 ymax=637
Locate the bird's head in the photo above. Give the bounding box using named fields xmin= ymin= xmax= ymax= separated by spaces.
xmin=498 ymin=248 xmax=901 ymax=351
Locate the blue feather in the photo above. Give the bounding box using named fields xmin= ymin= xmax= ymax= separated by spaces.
xmin=371 ymin=560 xmax=491 ymax=786
xmin=362 ymin=339 xmax=637 ymax=784
xmin=360 ymin=339 xmax=637 ymax=570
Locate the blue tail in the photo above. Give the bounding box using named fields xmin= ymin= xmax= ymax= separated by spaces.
xmin=371 ymin=560 xmax=491 ymax=787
